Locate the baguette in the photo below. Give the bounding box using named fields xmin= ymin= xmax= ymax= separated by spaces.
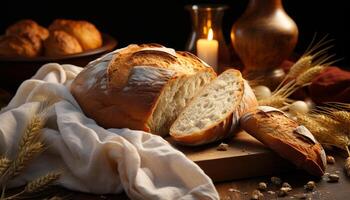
xmin=240 ymin=106 xmax=327 ymax=176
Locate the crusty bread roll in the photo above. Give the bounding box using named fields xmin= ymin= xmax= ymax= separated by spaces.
xmin=6 ymin=19 xmax=49 ymax=41
xmin=240 ymin=106 xmax=327 ymax=176
xmin=0 ymin=35 xmax=40 ymax=57
xmin=71 ymin=44 xmax=216 ymax=136
xmin=44 ymin=30 xmax=83 ymax=56
xmin=49 ymin=19 xmax=102 ymax=50
xmin=169 ymin=69 xmax=258 ymax=145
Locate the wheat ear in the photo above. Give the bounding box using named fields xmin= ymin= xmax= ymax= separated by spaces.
xmin=25 ymin=171 xmax=61 ymax=193
xmin=4 ymin=142 xmax=44 ymax=181
xmin=18 ymin=115 xmax=44 ymax=153
xmin=0 ymin=158 xmax=10 ymax=178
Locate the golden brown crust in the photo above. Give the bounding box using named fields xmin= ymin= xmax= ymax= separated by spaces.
xmin=6 ymin=19 xmax=49 ymax=41
xmin=0 ymin=35 xmax=39 ymax=57
xmin=44 ymin=30 xmax=83 ymax=56
xmin=49 ymin=19 xmax=102 ymax=50
xmin=240 ymin=108 xmax=326 ymax=176
xmin=71 ymin=44 xmax=215 ymax=132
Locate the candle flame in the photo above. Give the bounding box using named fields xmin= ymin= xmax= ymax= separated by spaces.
xmin=208 ymin=28 xmax=214 ymax=40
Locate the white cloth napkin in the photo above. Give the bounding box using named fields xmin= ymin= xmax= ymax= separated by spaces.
xmin=0 ymin=63 xmax=219 ymax=200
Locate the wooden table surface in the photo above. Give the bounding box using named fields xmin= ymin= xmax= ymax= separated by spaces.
xmin=46 ymin=152 xmax=349 ymax=200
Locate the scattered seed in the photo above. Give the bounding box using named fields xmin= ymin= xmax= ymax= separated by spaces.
xmin=328 ymin=174 xmax=339 ymax=182
xmin=278 ymin=187 xmax=289 ymax=197
xmin=282 ymin=182 xmax=292 ymax=189
xmin=326 ymin=156 xmax=335 ymax=164
xmin=283 ymin=187 xmax=292 ymax=192
xmin=217 ymin=143 xmax=229 ymax=151
xmin=258 ymin=182 xmax=267 ymax=191
xmin=271 ymin=176 xmax=282 ymax=186
xmin=251 ymin=190 xmax=263 ymax=200
xmin=228 ymin=188 xmax=240 ymax=193
xmin=304 ymin=181 xmax=316 ymax=191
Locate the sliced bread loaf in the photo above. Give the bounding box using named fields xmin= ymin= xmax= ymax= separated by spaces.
xmin=169 ymin=69 xmax=258 ymax=145
xmin=71 ymin=44 xmax=216 ymax=136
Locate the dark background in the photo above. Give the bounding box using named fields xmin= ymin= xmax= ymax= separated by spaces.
xmin=1 ymin=0 xmax=349 ymax=67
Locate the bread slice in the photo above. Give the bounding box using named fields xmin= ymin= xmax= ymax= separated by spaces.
xmin=71 ymin=44 xmax=216 ymax=136
xmin=169 ymin=69 xmax=257 ymax=145
xmin=240 ymin=106 xmax=327 ymax=176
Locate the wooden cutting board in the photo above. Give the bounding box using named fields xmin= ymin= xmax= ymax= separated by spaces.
xmin=168 ymin=131 xmax=295 ymax=182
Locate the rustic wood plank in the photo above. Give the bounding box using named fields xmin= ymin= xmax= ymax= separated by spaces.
xmin=168 ymin=131 xmax=294 ymax=182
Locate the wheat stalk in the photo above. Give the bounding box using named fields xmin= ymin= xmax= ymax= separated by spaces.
xmin=0 ymin=158 xmax=10 ymax=178
xmin=25 ymin=172 xmax=61 ymax=193
xmin=3 ymin=142 xmax=44 ymax=182
xmin=287 ymin=56 xmax=313 ymax=79
xmin=1 ymin=172 xmax=61 ymax=200
xmin=295 ymin=112 xmax=350 ymax=150
xmin=258 ymin=96 xmax=290 ymax=108
xmin=18 ymin=115 xmax=44 ymax=153
xmin=295 ymin=65 xmax=325 ymax=86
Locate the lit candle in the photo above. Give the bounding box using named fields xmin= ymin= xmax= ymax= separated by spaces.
xmin=196 ymin=28 xmax=219 ymax=72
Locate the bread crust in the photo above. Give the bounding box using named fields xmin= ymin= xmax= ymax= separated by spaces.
xmin=170 ymin=69 xmax=258 ymax=146
xmin=240 ymin=107 xmax=326 ymax=176
xmin=0 ymin=35 xmax=40 ymax=57
xmin=71 ymin=44 xmax=215 ymax=132
xmin=6 ymin=19 xmax=49 ymax=41
xmin=44 ymin=30 xmax=83 ymax=56
xmin=49 ymin=19 xmax=102 ymax=50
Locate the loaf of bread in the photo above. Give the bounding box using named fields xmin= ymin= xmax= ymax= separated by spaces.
xmin=0 ymin=20 xmax=48 ymax=57
xmin=6 ymin=19 xmax=49 ymax=41
xmin=49 ymin=19 xmax=102 ymax=51
xmin=1 ymin=19 xmax=103 ymax=58
xmin=44 ymin=30 xmax=83 ymax=56
xmin=0 ymin=35 xmax=40 ymax=57
xmin=71 ymin=44 xmax=216 ymax=136
xmin=240 ymin=106 xmax=327 ymax=176
xmin=170 ymin=69 xmax=258 ymax=145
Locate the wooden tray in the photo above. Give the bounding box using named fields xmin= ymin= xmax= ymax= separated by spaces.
xmin=168 ymin=131 xmax=294 ymax=182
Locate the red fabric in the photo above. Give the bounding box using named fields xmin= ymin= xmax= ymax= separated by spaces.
xmin=281 ymin=61 xmax=350 ymax=103
xmin=309 ymin=67 xmax=350 ymax=103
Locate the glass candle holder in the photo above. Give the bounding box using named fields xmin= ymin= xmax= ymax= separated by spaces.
xmin=185 ymin=4 xmax=231 ymax=73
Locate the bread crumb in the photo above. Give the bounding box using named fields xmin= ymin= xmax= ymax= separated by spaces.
xmin=328 ymin=174 xmax=339 ymax=182
xmin=251 ymin=190 xmax=263 ymax=200
xmin=228 ymin=188 xmax=240 ymax=193
xmin=326 ymin=156 xmax=335 ymax=164
xmin=282 ymin=182 xmax=292 ymax=189
xmin=304 ymin=181 xmax=316 ymax=191
xmin=217 ymin=143 xmax=229 ymax=151
xmin=277 ymin=187 xmax=289 ymax=197
xmin=257 ymin=182 xmax=267 ymax=191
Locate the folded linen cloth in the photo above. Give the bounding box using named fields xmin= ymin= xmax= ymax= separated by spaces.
xmin=0 ymin=63 xmax=219 ymax=200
